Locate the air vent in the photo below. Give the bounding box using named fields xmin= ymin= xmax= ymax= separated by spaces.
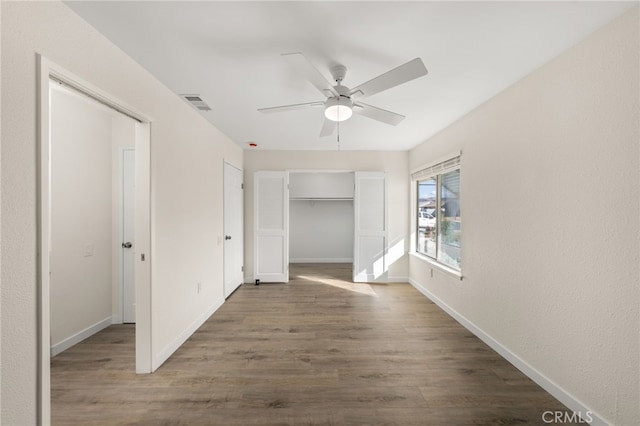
xmin=180 ymin=94 xmax=212 ymax=112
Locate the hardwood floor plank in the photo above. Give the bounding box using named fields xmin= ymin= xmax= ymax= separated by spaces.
xmin=51 ymin=263 xmax=577 ymax=425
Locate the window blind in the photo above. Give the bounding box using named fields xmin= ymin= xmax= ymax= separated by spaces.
xmin=411 ymin=154 xmax=461 ymax=181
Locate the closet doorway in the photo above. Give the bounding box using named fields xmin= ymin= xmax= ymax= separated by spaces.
xmin=289 ymin=172 xmax=354 ymax=266
xmin=253 ymin=170 xmax=387 ymax=283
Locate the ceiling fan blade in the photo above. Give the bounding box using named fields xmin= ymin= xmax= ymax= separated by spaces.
xmin=350 ymin=58 xmax=428 ymax=100
xmin=353 ymin=102 xmax=405 ymax=126
xmin=283 ymin=52 xmax=338 ymax=97
xmin=258 ymin=101 xmax=324 ymax=114
xmin=319 ymin=118 xmax=336 ymax=137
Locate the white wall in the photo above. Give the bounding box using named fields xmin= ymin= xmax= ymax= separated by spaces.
xmin=1 ymin=2 xmax=242 ymax=423
xmin=408 ymin=8 xmax=639 ymax=425
xmin=290 ymin=200 xmax=354 ymax=262
xmin=244 ymin=150 xmax=408 ymax=281
xmin=50 ymin=84 xmax=115 ymax=354
xmin=289 ymin=172 xmax=354 ymax=263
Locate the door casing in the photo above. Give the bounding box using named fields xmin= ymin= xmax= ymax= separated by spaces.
xmin=38 ymin=55 xmax=153 ymax=424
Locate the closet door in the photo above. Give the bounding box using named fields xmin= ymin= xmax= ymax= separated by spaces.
xmin=254 ymin=171 xmax=289 ymax=283
xmin=353 ymin=172 xmax=387 ymax=282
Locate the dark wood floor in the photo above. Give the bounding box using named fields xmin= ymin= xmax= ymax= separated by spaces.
xmin=52 ymin=263 xmax=576 ymax=425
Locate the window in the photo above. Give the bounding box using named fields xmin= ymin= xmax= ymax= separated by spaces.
xmin=413 ymin=155 xmax=461 ymax=271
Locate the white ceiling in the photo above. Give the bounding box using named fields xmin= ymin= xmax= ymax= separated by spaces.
xmin=65 ymin=1 xmax=634 ymax=151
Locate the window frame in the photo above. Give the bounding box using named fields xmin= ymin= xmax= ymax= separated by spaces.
xmin=411 ymin=152 xmax=462 ymax=279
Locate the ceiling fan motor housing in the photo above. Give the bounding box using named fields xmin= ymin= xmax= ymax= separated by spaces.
xmin=330 ymin=64 xmax=348 ymax=83
xmin=333 ymin=84 xmax=351 ymax=96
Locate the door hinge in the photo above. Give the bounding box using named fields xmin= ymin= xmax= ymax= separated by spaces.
xmin=241 ymin=183 xmax=244 ymax=189
xmin=241 ymin=266 xmax=244 ymax=272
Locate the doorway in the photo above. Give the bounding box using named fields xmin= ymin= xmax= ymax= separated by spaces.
xmin=38 ymin=56 xmax=153 ymax=422
xmin=48 ymin=79 xmax=136 ymax=355
xmin=253 ymin=170 xmax=388 ymax=284
xmin=289 ymin=171 xmax=355 ymax=266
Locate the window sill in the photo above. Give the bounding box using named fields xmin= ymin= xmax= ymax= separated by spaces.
xmin=410 ymin=252 xmax=463 ymax=281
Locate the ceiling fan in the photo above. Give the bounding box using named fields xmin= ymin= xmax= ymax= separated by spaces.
xmin=258 ymin=53 xmax=428 ymax=137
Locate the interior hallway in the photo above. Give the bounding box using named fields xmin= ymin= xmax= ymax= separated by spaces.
xmin=51 ymin=264 xmax=577 ymax=425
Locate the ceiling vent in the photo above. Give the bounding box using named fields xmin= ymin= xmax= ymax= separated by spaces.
xmin=180 ymin=94 xmax=212 ymax=111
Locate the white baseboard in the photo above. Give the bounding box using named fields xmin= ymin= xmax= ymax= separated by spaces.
xmin=152 ymin=297 xmax=225 ymax=371
xmin=111 ymin=314 xmax=122 ymax=325
xmin=243 ymin=275 xmax=409 ymax=284
xmin=408 ymin=278 xmax=608 ymax=426
xmin=50 ymin=316 xmax=112 ymax=357
xmin=353 ymin=273 xmax=409 ymax=284
xmin=289 ymin=258 xmax=353 ymax=263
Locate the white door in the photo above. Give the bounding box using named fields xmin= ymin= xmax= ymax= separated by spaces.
xmin=122 ymin=149 xmax=136 ymax=323
xmin=254 ymin=171 xmax=289 ymax=283
xmin=224 ymin=162 xmax=244 ymax=297
xmin=353 ymin=172 xmax=387 ymax=282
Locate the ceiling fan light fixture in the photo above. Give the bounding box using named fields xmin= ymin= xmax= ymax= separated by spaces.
xmin=324 ymin=96 xmax=353 ymax=122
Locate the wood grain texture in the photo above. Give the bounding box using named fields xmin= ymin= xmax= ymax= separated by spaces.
xmin=51 ymin=263 xmax=580 ymax=425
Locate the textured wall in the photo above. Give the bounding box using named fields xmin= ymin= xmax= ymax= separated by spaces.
xmin=409 ymin=8 xmax=639 ymax=425
xmin=1 ymin=2 xmax=242 ymax=423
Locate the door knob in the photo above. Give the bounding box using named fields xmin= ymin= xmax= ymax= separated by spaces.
xmin=225 ymin=235 xmax=232 ymax=240
xmin=122 ymin=242 xmax=132 ymax=248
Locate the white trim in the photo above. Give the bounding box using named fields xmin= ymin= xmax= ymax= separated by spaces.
xmin=48 ymin=71 xmax=151 ymax=124
xmin=37 ymin=54 xmax=52 ymax=425
xmin=408 ymin=277 xmax=609 ymax=426
xmin=223 ymin=159 xmax=243 ymax=175
xmin=243 ymin=275 xmax=408 ymax=284
xmin=290 ymin=258 xmax=353 ymax=263
xmin=50 ymin=317 xmax=112 ymax=357
xmin=152 ymin=297 xmax=224 ymax=370
xmin=38 ymin=55 xmax=154 ymax=423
